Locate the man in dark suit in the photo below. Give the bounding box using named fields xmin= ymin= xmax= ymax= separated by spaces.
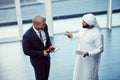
xmin=22 ymin=15 xmax=55 ymax=80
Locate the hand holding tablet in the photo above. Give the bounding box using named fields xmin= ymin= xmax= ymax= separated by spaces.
xmin=48 ymin=46 xmax=60 ymax=53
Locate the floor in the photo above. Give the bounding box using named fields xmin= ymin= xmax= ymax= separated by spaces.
xmin=0 ymin=25 xmax=120 ymax=80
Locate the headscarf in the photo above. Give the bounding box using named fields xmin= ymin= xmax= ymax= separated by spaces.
xmin=82 ymin=14 xmax=100 ymax=29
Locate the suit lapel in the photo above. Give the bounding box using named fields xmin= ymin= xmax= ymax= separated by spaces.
xmin=31 ymin=27 xmax=44 ymax=46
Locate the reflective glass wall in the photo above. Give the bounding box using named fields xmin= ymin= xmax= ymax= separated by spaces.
xmin=0 ymin=0 xmax=120 ymax=43
xmin=0 ymin=0 xmax=17 ymax=40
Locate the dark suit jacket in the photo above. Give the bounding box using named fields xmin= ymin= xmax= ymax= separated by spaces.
xmin=22 ymin=24 xmax=52 ymax=60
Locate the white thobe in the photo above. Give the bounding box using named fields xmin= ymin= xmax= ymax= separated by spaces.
xmin=72 ymin=27 xmax=103 ymax=80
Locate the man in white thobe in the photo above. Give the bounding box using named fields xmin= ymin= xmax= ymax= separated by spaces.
xmin=65 ymin=14 xmax=104 ymax=80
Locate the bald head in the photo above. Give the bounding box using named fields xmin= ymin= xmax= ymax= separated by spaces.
xmin=32 ymin=15 xmax=45 ymax=30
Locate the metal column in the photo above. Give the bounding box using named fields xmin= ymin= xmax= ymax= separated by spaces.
xmin=107 ymin=0 xmax=112 ymax=30
xmin=44 ymin=0 xmax=53 ymax=37
xmin=14 ymin=0 xmax=23 ymax=40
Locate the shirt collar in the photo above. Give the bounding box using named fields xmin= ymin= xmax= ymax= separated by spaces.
xmin=33 ymin=26 xmax=39 ymax=33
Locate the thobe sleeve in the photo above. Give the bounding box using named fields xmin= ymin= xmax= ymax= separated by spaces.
xmin=72 ymin=28 xmax=86 ymax=39
xmin=88 ymin=34 xmax=104 ymax=55
xmin=72 ymin=32 xmax=81 ymax=39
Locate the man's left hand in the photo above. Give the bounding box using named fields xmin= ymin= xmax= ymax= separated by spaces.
xmin=48 ymin=46 xmax=55 ymax=52
xmin=83 ymin=52 xmax=89 ymax=57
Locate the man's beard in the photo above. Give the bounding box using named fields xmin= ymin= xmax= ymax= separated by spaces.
xmin=82 ymin=25 xmax=89 ymax=28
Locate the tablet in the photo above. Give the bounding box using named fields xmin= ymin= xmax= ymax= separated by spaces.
xmin=75 ymin=50 xmax=84 ymax=55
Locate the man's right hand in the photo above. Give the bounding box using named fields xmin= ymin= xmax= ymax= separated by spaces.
xmin=65 ymin=31 xmax=73 ymax=38
xmin=43 ymin=50 xmax=50 ymax=56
